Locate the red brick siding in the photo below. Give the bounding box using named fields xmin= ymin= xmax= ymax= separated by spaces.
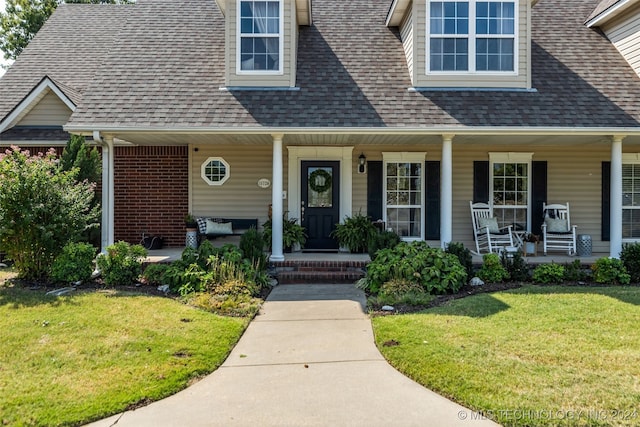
xmin=114 ymin=146 xmax=188 ymax=247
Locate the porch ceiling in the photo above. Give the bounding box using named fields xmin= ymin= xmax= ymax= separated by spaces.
xmin=103 ymin=131 xmax=640 ymax=148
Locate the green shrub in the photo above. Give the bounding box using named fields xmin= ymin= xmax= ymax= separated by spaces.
xmin=591 ymin=257 xmax=631 ymax=285
xmin=239 ymin=227 xmax=267 ymax=270
xmin=50 ymin=242 xmax=97 ymax=284
xmin=446 ymin=242 xmax=473 ymax=278
xmin=563 ymin=259 xmax=588 ymax=282
xmin=379 ymin=278 xmax=425 ymax=299
xmin=331 ymin=212 xmax=377 ymax=253
xmin=364 ymin=241 xmax=467 ymax=295
xmin=0 ymin=146 xmax=98 ymax=280
xmin=95 ymin=241 xmax=147 ymax=286
xmin=141 ymin=264 xmax=170 ymax=286
xmin=532 ymin=263 xmax=565 ymax=284
xmin=477 ymin=253 xmax=509 ymax=283
xmin=620 ymin=243 xmax=640 ymax=283
xmin=368 ymin=230 xmax=401 ymax=261
xmin=500 ymin=250 xmax=529 ymax=282
xmin=212 ymin=278 xmax=258 ymax=297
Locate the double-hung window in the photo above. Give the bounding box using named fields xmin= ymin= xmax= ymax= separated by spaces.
xmin=622 ymin=156 xmax=640 ymax=239
xmin=489 ymin=153 xmax=532 ymax=231
xmin=427 ymin=0 xmax=516 ymax=73
xmin=238 ymin=1 xmax=282 ymax=73
xmin=383 ymin=153 xmax=426 ymax=240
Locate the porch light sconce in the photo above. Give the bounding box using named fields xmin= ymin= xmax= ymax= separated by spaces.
xmin=358 ymin=153 xmax=367 ymax=174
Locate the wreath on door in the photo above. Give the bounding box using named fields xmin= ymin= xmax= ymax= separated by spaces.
xmin=309 ymin=169 xmax=332 ymax=193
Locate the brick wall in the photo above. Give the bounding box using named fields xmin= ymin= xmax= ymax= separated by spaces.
xmin=114 ymin=146 xmax=188 ymax=247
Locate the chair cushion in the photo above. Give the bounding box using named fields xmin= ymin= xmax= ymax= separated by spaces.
xmin=545 ymin=217 xmax=568 ymax=233
xmin=206 ymin=219 xmax=233 ymax=235
xmin=478 ymin=217 xmax=500 ymax=233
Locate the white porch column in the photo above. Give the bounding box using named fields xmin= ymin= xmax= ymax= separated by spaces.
xmin=270 ymin=134 xmax=285 ymax=262
xmin=95 ymin=132 xmax=115 ymax=253
xmin=440 ymin=134 xmax=454 ymax=249
xmin=610 ymin=135 xmax=624 ymax=258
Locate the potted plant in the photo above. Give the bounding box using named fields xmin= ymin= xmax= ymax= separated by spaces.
xmin=331 ymin=212 xmax=377 ymax=253
xmin=263 ymin=215 xmax=307 ymax=252
xmin=184 ymin=213 xmax=197 ymax=230
xmin=522 ymin=233 xmax=540 ymax=256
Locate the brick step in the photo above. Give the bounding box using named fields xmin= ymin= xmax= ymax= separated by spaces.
xmin=276 ymin=270 xmax=365 ymax=285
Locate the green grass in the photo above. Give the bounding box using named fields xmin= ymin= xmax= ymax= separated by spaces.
xmin=373 ymin=286 xmax=640 ymax=427
xmin=0 ymin=283 xmax=249 ymax=426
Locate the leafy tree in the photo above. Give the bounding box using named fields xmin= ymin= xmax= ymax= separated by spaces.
xmin=0 ymin=0 xmax=133 ymax=61
xmin=0 ymin=146 xmax=99 ymax=280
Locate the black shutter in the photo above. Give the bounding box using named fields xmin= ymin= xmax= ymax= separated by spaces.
xmin=473 ymin=161 xmax=489 ymax=203
xmin=367 ymin=161 xmax=383 ymax=222
xmin=602 ymin=161 xmax=610 ymax=241
xmin=531 ymin=161 xmax=547 ymax=235
xmin=425 ymin=161 xmax=440 ymax=240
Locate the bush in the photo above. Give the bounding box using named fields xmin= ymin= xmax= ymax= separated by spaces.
xmin=591 ymin=257 xmax=631 ymax=285
xmin=445 ymin=242 xmax=473 ymax=278
xmin=532 ymin=263 xmax=565 ymax=284
xmin=95 ymin=241 xmax=147 ymax=286
xmin=620 ymin=243 xmax=640 ymax=283
xmin=50 ymin=242 xmax=97 ymax=284
xmin=240 ymin=227 xmax=267 ymax=270
xmin=563 ymin=259 xmax=588 ymax=282
xmin=141 ymin=264 xmax=170 ymax=286
xmin=363 ymin=241 xmax=467 ymax=295
xmin=500 ymin=250 xmax=529 ymax=282
xmin=331 ymin=212 xmax=377 ymax=253
xmin=477 ymin=253 xmax=509 ymax=283
xmin=186 ymin=292 xmax=262 ymax=317
xmin=368 ymin=230 xmax=401 ymax=261
xmin=0 ymin=146 xmax=98 ymax=280
xmin=379 ymin=278 xmax=425 ymax=299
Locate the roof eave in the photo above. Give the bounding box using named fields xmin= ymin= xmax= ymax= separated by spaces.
xmin=586 ymin=0 xmax=640 ymax=27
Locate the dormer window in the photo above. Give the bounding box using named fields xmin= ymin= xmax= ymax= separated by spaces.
xmin=427 ymin=1 xmax=516 ymax=73
xmin=238 ymin=0 xmax=283 ymax=73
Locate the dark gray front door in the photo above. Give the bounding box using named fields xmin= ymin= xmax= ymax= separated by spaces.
xmin=301 ymin=161 xmax=340 ymax=251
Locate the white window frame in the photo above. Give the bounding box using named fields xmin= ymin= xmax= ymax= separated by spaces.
xmin=622 ymin=153 xmax=640 ymax=242
xmin=382 ymin=152 xmax=427 ymax=241
xmin=426 ymin=0 xmax=518 ymax=75
xmin=201 ymin=157 xmax=230 ymax=186
xmin=489 ymin=152 xmax=532 ymax=231
xmin=236 ymin=0 xmax=284 ymax=75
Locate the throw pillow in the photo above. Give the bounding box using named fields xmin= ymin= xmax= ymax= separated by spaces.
xmin=478 ymin=217 xmax=500 ymax=233
xmin=545 ymin=217 xmax=568 ymax=233
xmin=206 ymin=220 xmax=233 ymax=235
xmin=196 ymin=217 xmax=209 ymax=235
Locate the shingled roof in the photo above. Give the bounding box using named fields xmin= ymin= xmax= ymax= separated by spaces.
xmin=4 ymin=0 xmax=640 ymax=132
xmin=0 ymin=4 xmax=131 ymax=125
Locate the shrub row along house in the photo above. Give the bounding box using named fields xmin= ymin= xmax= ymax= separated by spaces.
xmin=1 ymin=0 xmax=640 ymax=261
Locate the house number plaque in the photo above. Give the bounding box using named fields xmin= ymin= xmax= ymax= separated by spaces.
xmin=257 ymin=178 xmax=271 ymax=189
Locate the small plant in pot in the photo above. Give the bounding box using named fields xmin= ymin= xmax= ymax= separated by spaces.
xmin=184 ymin=213 xmax=197 ymax=230
xmin=263 ymin=215 xmax=307 ymax=252
xmin=331 ymin=212 xmax=377 ymax=253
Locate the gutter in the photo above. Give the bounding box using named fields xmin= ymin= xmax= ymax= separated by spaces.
xmin=65 ymin=125 xmax=640 ymax=137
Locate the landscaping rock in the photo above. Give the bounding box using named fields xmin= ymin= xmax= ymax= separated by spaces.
xmin=0 ymin=263 xmax=8 ymax=269
xmin=381 ymin=305 xmax=395 ymax=311
xmin=157 ymin=285 xmax=170 ymax=294
xmin=470 ymin=277 xmax=484 ymax=287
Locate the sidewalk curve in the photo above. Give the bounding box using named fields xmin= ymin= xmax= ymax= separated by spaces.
xmin=88 ymin=284 xmax=498 ymax=427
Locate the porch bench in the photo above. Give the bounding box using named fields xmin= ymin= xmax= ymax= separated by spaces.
xmin=196 ymin=217 xmax=259 ymax=241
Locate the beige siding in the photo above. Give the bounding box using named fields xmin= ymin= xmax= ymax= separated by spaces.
xmin=225 ymin=0 xmax=296 ymax=87
xmin=400 ymin=6 xmax=415 ymax=84
xmin=18 ymin=90 xmax=72 ymax=126
xmin=349 ymin=143 xmax=618 ymax=254
xmin=412 ymin=0 xmax=530 ymax=89
xmin=602 ymin=3 xmax=640 ymax=78
xmin=191 ymin=143 xmax=283 ymax=229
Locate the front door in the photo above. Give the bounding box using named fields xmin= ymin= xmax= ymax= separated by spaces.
xmin=301 ymin=161 xmax=340 ymax=251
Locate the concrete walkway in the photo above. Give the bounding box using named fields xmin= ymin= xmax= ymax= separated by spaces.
xmin=89 ymin=284 xmax=498 ymax=427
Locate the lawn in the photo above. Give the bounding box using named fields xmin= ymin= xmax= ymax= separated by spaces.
xmin=372 ymin=286 xmax=640 ymax=427
xmin=0 ymin=277 xmax=249 ymax=427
